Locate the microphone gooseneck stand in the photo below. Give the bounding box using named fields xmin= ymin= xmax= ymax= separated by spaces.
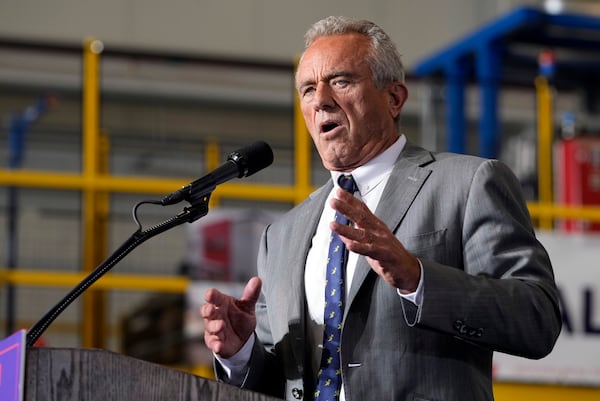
xmin=25 ymin=194 xmax=210 ymax=347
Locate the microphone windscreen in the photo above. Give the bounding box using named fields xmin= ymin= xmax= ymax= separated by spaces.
xmin=236 ymin=141 xmax=274 ymax=177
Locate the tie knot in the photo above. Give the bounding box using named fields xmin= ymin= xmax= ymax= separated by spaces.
xmin=337 ymin=174 xmax=358 ymax=194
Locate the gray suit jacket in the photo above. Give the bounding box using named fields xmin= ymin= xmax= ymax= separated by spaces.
xmin=236 ymin=143 xmax=561 ymax=401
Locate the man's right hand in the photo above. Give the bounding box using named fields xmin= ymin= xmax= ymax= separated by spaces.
xmin=201 ymin=276 xmax=262 ymax=358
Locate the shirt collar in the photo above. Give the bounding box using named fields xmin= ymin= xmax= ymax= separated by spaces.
xmin=331 ymin=134 xmax=406 ymax=196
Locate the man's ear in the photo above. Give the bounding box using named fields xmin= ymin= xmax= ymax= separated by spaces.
xmin=387 ymin=82 xmax=408 ymax=118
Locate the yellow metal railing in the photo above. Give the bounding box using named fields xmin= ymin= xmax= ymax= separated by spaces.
xmin=293 ymin=58 xmax=314 ymax=205
xmin=536 ymin=75 xmax=555 ymax=229
xmin=81 ymin=38 xmax=108 ymax=347
xmin=528 ymin=202 xmax=600 ymax=222
xmin=494 ymin=382 xmax=600 ymax=400
xmin=0 ymin=269 xmax=189 ymax=293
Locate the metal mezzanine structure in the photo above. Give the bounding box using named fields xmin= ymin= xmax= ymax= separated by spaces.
xmin=412 ymin=5 xmax=600 ymax=230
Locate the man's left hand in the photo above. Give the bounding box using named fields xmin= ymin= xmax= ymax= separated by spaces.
xmin=330 ymin=188 xmax=421 ymax=293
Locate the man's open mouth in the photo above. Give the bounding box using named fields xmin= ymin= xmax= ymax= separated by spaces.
xmin=321 ymin=121 xmax=340 ymax=133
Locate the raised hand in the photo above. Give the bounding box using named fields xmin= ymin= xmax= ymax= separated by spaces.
xmin=201 ymin=276 xmax=262 ymax=358
xmin=330 ymin=188 xmax=420 ymax=293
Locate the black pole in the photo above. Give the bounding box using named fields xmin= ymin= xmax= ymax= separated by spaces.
xmin=6 ymin=185 xmax=18 ymax=335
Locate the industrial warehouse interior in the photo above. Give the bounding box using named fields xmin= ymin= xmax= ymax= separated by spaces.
xmin=1 ymin=0 xmax=599 ymax=400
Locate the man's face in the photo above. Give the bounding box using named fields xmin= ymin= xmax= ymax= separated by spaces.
xmin=296 ymin=33 xmax=407 ymax=172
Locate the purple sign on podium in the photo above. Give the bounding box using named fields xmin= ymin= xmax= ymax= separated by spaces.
xmin=0 ymin=329 xmax=26 ymax=401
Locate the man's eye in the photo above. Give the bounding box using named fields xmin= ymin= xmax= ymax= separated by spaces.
xmin=333 ymin=79 xmax=349 ymax=87
xmin=302 ymin=87 xmax=315 ymax=96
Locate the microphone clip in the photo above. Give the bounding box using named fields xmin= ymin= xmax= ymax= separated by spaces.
xmin=160 ymin=175 xmax=216 ymax=207
xmin=181 ymin=191 xmax=211 ymax=224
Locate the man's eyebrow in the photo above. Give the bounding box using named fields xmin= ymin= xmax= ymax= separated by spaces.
xmin=325 ymin=70 xmax=356 ymax=81
xmin=296 ymin=78 xmax=315 ymax=90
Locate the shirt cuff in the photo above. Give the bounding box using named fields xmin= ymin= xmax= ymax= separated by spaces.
xmin=214 ymin=333 xmax=255 ymax=385
xmin=397 ymin=258 xmax=424 ymax=306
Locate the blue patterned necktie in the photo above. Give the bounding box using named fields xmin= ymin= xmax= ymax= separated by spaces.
xmin=314 ymin=174 xmax=358 ymax=401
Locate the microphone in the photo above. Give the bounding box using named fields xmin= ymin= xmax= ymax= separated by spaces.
xmin=161 ymin=141 xmax=274 ymax=206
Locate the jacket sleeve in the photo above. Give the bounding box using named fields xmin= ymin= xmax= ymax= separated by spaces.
xmin=412 ymin=159 xmax=562 ymax=359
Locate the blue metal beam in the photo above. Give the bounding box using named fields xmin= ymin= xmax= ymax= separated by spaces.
xmin=476 ymin=41 xmax=502 ymax=158
xmin=443 ymin=56 xmax=470 ymax=154
xmin=411 ymin=6 xmax=600 ymax=157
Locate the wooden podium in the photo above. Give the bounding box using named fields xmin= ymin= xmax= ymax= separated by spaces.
xmin=25 ymin=347 xmax=284 ymax=401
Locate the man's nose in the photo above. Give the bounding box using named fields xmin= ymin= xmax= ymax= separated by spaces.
xmin=313 ymin=83 xmax=335 ymax=110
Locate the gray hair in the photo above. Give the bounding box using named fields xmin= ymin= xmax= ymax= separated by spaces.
xmin=302 ymin=16 xmax=405 ymax=88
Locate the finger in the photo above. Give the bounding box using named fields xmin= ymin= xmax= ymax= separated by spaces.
xmin=204 ymin=333 xmax=224 ymax=354
xmin=235 ymin=277 xmax=262 ymax=315
xmin=330 ymin=213 xmax=376 ymax=244
xmin=204 ymin=287 xmax=229 ymax=307
xmin=200 ymin=303 xmax=214 ymax=319
xmin=331 ymin=190 xmax=372 ymax=226
xmin=331 ymin=220 xmax=362 ymax=242
xmin=207 ymin=338 xmax=225 ymax=356
xmin=204 ymin=319 xmax=226 ymax=335
xmin=241 ymin=276 xmax=262 ymax=304
xmin=200 ymin=302 xmax=224 ymax=321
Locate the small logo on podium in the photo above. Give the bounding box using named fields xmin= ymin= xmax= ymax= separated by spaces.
xmin=0 ymin=329 xmax=26 ymax=401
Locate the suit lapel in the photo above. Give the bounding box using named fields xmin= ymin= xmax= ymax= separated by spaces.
xmin=347 ymin=143 xmax=434 ymax=308
xmin=285 ymin=183 xmax=331 ymax=320
xmin=281 ymin=183 xmax=332 ymax=377
xmin=285 ymin=183 xmax=331 ymax=316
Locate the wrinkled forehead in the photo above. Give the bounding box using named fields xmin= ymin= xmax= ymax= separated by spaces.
xmin=296 ymin=34 xmax=372 ymax=85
